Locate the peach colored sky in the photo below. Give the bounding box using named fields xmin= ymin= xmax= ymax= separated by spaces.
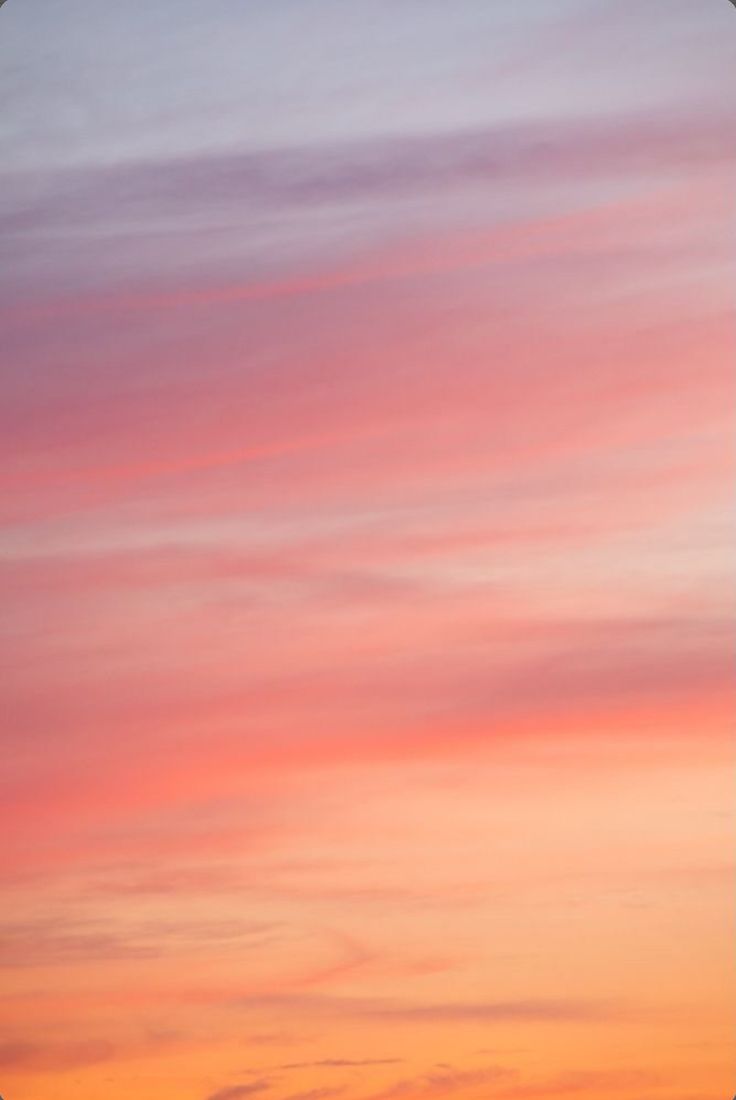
xmin=1 ymin=2 xmax=734 ymax=1099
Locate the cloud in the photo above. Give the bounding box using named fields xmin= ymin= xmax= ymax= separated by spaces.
xmin=360 ymin=999 xmax=618 ymax=1024
xmin=3 ymin=597 xmax=731 ymax=884
xmin=234 ymin=994 xmax=622 ymax=1026
xmin=0 ymin=915 xmax=282 ymax=969
xmin=2 ymin=107 xmax=731 ymax=243
xmin=206 ymin=1082 xmax=272 ymax=1100
xmin=0 ymin=1039 xmax=115 ymax=1073
xmin=363 ymin=1065 xmax=515 ymax=1100
xmin=0 ymin=3 xmax=730 ymax=1099
xmin=280 ymin=1059 xmax=403 ymax=1070
xmin=494 ymin=1069 xmax=662 ymax=1097
xmin=2 ymin=102 xmax=731 ymax=306
xmin=283 ymin=1090 xmax=346 ymax=1100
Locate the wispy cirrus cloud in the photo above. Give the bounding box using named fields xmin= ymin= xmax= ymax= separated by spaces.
xmin=361 ymin=1065 xmax=515 ymax=1100
xmin=2 ymin=103 xmax=732 ymax=304
xmin=232 ymin=994 xmax=623 ymax=1026
xmin=279 ymin=1059 xmax=403 ymax=1071
xmin=0 ymin=915 xmax=281 ymax=968
xmin=493 ymin=1068 xmax=663 ymax=1098
xmin=0 ymin=1039 xmax=116 ymax=1073
xmin=206 ymin=1083 xmax=272 ymax=1100
xmin=282 ymin=1089 xmax=345 ymax=1100
xmin=3 ymin=106 xmax=732 ymax=234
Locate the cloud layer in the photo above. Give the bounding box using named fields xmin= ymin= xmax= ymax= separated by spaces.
xmin=1 ymin=2 xmax=734 ymax=1100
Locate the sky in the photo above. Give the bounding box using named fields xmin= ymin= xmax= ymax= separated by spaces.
xmin=0 ymin=1 xmax=735 ymax=1099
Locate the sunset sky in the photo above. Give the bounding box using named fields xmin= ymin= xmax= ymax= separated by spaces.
xmin=1 ymin=2 xmax=735 ymax=1099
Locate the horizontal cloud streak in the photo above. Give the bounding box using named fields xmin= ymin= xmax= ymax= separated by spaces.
xmin=4 ymin=106 xmax=732 ymax=232
xmin=2 ymin=104 xmax=733 ymax=303
xmin=206 ymin=1083 xmax=273 ymax=1100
